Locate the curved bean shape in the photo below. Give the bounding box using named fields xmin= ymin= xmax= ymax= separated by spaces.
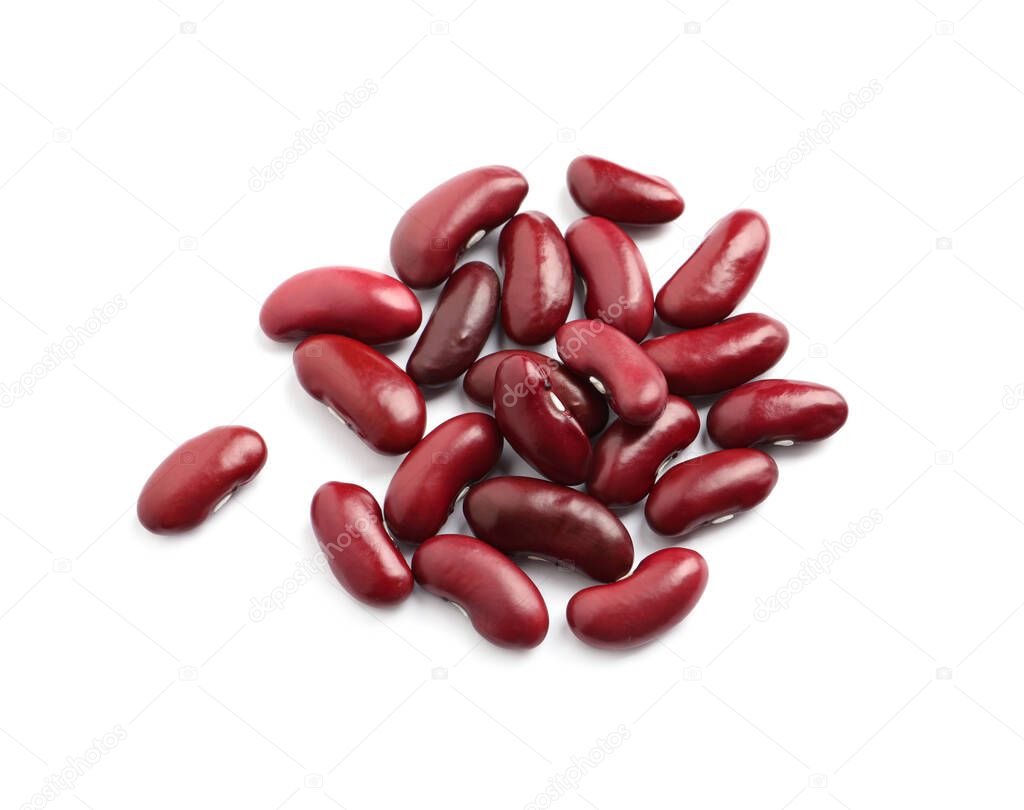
xmin=463 ymin=476 xmax=633 ymax=583
xmin=642 ymin=313 xmax=789 ymax=396
xmin=384 ymin=413 xmax=502 ymax=543
xmin=556 ymin=319 xmax=667 ymax=426
xmin=310 ymin=482 xmax=413 ymax=606
xmin=586 ymin=396 xmax=700 ymax=507
xmin=293 ymin=335 xmax=426 ymax=455
xmin=567 ymin=548 xmax=708 ymax=650
xmin=406 ymin=261 xmax=499 ymax=386
xmin=390 ymin=165 xmax=528 ymax=289
xmin=644 ymin=449 xmax=778 ymax=536
xmin=259 ymin=266 xmax=421 ymax=344
xmin=497 ymin=211 xmax=573 ymax=344
xmin=656 ymin=209 xmax=769 ymax=328
xmin=565 ymin=216 xmax=654 ymax=341
xmin=412 ymin=534 xmax=548 ymax=649
xmin=137 ymin=426 xmax=267 ymax=534
xmin=462 ymin=350 xmax=608 ymax=436
xmin=707 ymin=379 xmax=849 ymax=448
xmin=567 ymin=155 xmax=684 ymax=224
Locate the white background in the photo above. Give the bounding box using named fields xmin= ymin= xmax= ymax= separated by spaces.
xmin=2 ymin=1 xmax=1022 ymax=807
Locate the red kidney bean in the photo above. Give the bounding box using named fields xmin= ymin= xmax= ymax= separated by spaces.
xmin=137 ymin=426 xmax=267 ymax=534
xmin=310 ymin=482 xmax=413 ymax=606
xmin=707 ymin=379 xmax=849 ymax=448
xmin=412 ymin=534 xmax=548 ymax=648
xmin=644 ymin=449 xmax=778 ymax=536
xmin=586 ymin=396 xmax=700 ymax=507
xmin=384 ymin=413 xmax=502 ymax=543
xmin=556 ymin=319 xmax=668 ymax=425
xmin=566 ymin=548 xmax=707 ymax=650
xmin=565 ymin=216 xmax=654 ymax=341
xmin=642 ymin=313 xmax=789 ymax=396
xmin=493 ymin=355 xmax=591 ymax=485
xmin=259 ymin=266 xmax=421 ymax=344
xmin=566 ymin=155 xmax=684 ymax=224
xmin=406 ymin=261 xmax=499 ymax=386
xmin=497 ymin=212 xmax=573 ymax=344
xmin=390 ymin=166 xmax=528 ymax=289
xmin=463 ymin=476 xmax=634 ymax=582
xmin=656 ymin=209 xmax=770 ymax=328
xmin=293 ymin=335 xmax=426 ymax=455
xmin=462 ymin=350 xmax=608 ymax=436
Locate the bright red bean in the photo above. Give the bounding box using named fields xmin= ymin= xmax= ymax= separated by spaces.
xmin=642 ymin=313 xmax=789 ymax=396
xmin=259 ymin=266 xmax=421 ymax=344
xmin=498 ymin=212 xmax=573 ymax=344
xmin=390 ymin=166 xmax=528 ymax=289
xmin=463 ymin=477 xmax=634 ymax=583
xmin=462 ymin=350 xmax=608 ymax=436
xmin=293 ymin=335 xmax=426 ymax=455
xmin=565 ymin=217 xmax=654 ymax=341
xmin=644 ymin=449 xmax=778 ymax=536
xmin=137 ymin=426 xmax=267 ymax=534
xmin=556 ymin=319 xmax=667 ymax=425
xmin=567 ymin=548 xmax=708 ymax=650
xmin=406 ymin=261 xmax=499 ymax=386
xmin=384 ymin=413 xmax=502 ymax=543
xmin=566 ymin=155 xmax=684 ymax=224
xmin=586 ymin=396 xmax=700 ymax=507
xmin=493 ymin=355 xmax=591 ymax=485
xmin=656 ymin=210 xmax=769 ymax=328
xmin=707 ymin=379 xmax=849 ymax=448
xmin=310 ymin=482 xmax=413 ymax=606
xmin=412 ymin=534 xmax=548 ymax=648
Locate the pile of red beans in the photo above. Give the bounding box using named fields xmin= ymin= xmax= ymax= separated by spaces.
xmin=136 ymin=157 xmax=848 ymax=651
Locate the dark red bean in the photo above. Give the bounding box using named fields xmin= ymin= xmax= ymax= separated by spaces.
xmin=642 ymin=313 xmax=789 ymax=396
xmin=310 ymin=482 xmax=413 ymax=606
xmin=493 ymin=355 xmax=591 ymax=485
xmin=463 ymin=476 xmax=634 ymax=583
xmin=412 ymin=534 xmax=548 ymax=649
xmin=259 ymin=266 xmax=421 ymax=344
xmin=644 ymin=449 xmax=778 ymax=536
xmin=384 ymin=413 xmax=502 ymax=543
xmin=567 ymin=548 xmax=708 ymax=650
xmin=566 ymin=155 xmax=684 ymax=224
xmin=137 ymin=426 xmax=267 ymax=534
xmin=656 ymin=209 xmax=769 ymax=328
xmin=406 ymin=261 xmax=499 ymax=386
xmin=556 ymin=319 xmax=667 ymax=425
xmin=565 ymin=216 xmax=654 ymax=341
xmin=293 ymin=335 xmax=426 ymax=455
xmin=497 ymin=212 xmax=573 ymax=344
xmin=707 ymin=379 xmax=849 ymax=448
xmin=462 ymin=350 xmax=608 ymax=436
xmin=586 ymin=396 xmax=700 ymax=507
xmin=390 ymin=166 xmax=528 ymax=289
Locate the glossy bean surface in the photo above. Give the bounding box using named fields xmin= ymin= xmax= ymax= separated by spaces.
xmin=406 ymin=261 xmax=499 ymax=386
xmin=463 ymin=477 xmax=634 ymax=582
xmin=384 ymin=413 xmax=502 ymax=543
xmin=412 ymin=534 xmax=548 ymax=648
xmin=567 ymin=548 xmax=708 ymax=650
xmin=137 ymin=426 xmax=267 ymax=534
xmin=656 ymin=210 xmax=769 ymax=328
xmin=644 ymin=449 xmax=778 ymax=536
xmin=293 ymin=335 xmax=426 ymax=455
xmin=390 ymin=166 xmax=528 ymax=289
xmin=310 ymin=482 xmax=413 ymax=606
xmin=259 ymin=266 xmax=421 ymax=344
xmin=707 ymin=379 xmax=848 ymax=448
xmin=586 ymin=396 xmax=700 ymax=507
xmin=567 ymin=155 xmax=684 ymax=224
